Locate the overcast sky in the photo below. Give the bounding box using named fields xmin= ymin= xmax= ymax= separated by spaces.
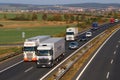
xmin=0 ymin=0 xmax=120 ymax=5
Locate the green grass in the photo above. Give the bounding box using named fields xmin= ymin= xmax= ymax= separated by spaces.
xmin=0 ymin=47 xmax=21 ymax=55
xmin=0 ymin=13 xmax=58 ymax=21
xmin=0 ymin=26 xmax=66 ymax=44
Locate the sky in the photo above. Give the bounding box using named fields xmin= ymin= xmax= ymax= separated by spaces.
xmin=0 ymin=0 xmax=120 ymax=5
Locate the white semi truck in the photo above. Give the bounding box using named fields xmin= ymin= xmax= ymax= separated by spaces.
xmin=66 ymin=27 xmax=78 ymax=41
xmin=23 ymin=35 xmax=51 ymax=61
xmin=36 ymin=38 xmax=65 ymax=67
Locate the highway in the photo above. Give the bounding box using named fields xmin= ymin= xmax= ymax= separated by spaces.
xmin=0 ymin=22 xmax=119 ymax=80
xmin=75 ymin=25 xmax=120 ymax=80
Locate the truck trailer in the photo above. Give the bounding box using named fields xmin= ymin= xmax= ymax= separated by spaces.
xmin=36 ymin=38 xmax=65 ymax=67
xmin=66 ymin=27 xmax=78 ymax=41
xmin=23 ymin=35 xmax=51 ymax=61
xmin=110 ymin=18 xmax=115 ymax=23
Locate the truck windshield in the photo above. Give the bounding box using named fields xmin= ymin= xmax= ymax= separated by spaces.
xmin=24 ymin=47 xmax=35 ymax=51
xmin=66 ymin=32 xmax=74 ymax=35
xmin=37 ymin=50 xmax=51 ymax=56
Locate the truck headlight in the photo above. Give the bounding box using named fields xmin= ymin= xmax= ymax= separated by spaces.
xmin=48 ymin=57 xmax=52 ymax=60
xmin=37 ymin=62 xmax=40 ymax=64
xmin=48 ymin=62 xmax=51 ymax=64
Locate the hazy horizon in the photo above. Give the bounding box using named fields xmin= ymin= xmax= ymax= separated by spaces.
xmin=0 ymin=0 xmax=120 ymax=5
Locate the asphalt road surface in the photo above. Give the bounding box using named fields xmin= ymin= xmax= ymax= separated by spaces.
xmin=0 ymin=22 xmax=119 ymax=80
xmin=75 ymin=25 xmax=120 ymax=80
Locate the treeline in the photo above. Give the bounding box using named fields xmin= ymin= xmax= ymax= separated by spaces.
xmin=0 ymin=13 xmax=108 ymax=23
xmin=0 ymin=12 xmax=119 ymax=24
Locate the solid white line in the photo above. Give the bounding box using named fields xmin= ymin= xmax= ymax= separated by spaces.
xmin=111 ymin=59 xmax=113 ymax=64
xmin=106 ymin=72 xmax=110 ymax=79
xmin=0 ymin=60 xmax=23 ymax=73
xmin=75 ymin=29 xmax=119 ymax=80
xmin=24 ymin=67 xmax=33 ymax=73
xmin=114 ymin=51 xmax=116 ymax=55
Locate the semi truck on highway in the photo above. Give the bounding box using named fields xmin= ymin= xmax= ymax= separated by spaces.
xmin=66 ymin=27 xmax=78 ymax=41
xmin=36 ymin=38 xmax=65 ymax=67
xmin=23 ymin=35 xmax=51 ymax=61
xmin=91 ymin=22 xmax=99 ymax=30
xmin=110 ymin=18 xmax=115 ymax=23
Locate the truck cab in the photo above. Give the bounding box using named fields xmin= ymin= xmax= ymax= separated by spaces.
xmin=23 ymin=36 xmax=51 ymax=61
xmin=23 ymin=41 xmax=37 ymax=61
xmin=36 ymin=38 xmax=65 ymax=68
xmin=66 ymin=27 xmax=78 ymax=41
xmin=36 ymin=45 xmax=53 ymax=67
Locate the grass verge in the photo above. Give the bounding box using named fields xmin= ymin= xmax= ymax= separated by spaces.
xmin=0 ymin=47 xmax=22 ymax=62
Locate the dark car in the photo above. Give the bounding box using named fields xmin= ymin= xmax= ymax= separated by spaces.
xmin=68 ymin=41 xmax=79 ymax=49
xmin=79 ymin=35 xmax=87 ymax=41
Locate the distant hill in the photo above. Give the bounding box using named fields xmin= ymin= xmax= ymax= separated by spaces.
xmin=0 ymin=3 xmax=120 ymax=10
xmin=62 ymin=3 xmax=120 ymax=9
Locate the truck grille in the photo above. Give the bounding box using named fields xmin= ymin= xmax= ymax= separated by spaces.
xmin=26 ymin=53 xmax=33 ymax=61
xmin=39 ymin=59 xmax=49 ymax=63
xmin=67 ymin=37 xmax=73 ymax=40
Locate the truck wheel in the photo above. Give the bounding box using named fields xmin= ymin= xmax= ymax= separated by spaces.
xmin=49 ymin=63 xmax=54 ymax=68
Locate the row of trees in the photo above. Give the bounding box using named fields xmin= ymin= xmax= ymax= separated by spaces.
xmin=0 ymin=13 xmax=109 ymax=22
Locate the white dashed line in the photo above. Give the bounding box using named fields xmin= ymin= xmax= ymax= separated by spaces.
xmin=114 ymin=51 xmax=116 ymax=55
xmin=106 ymin=72 xmax=110 ymax=79
xmin=116 ymin=45 xmax=119 ymax=48
xmin=24 ymin=67 xmax=33 ymax=73
xmin=118 ymin=41 xmax=120 ymax=43
xmin=111 ymin=59 xmax=113 ymax=64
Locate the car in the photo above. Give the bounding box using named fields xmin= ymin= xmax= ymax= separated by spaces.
xmin=86 ymin=32 xmax=92 ymax=37
xmin=68 ymin=41 xmax=79 ymax=49
xmin=115 ymin=19 xmax=119 ymax=22
xmin=79 ymin=35 xmax=87 ymax=41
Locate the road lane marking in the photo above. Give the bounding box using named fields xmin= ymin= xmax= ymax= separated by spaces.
xmin=75 ymin=29 xmax=119 ymax=80
xmin=118 ymin=41 xmax=120 ymax=43
xmin=0 ymin=60 xmax=23 ymax=73
xmin=24 ymin=67 xmax=33 ymax=73
xmin=111 ymin=59 xmax=113 ymax=64
xmin=106 ymin=72 xmax=110 ymax=79
xmin=114 ymin=51 xmax=116 ymax=55
xmin=116 ymin=45 xmax=119 ymax=48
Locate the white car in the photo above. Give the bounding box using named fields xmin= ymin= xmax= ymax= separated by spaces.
xmin=115 ymin=19 xmax=119 ymax=22
xmin=86 ymin=32 xmax=92 ymax=37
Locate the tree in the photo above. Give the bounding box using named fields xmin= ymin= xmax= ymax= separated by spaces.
xmin=64 ymin=14 xmax=70 ymax=23
xmin=53 ymin=14 xmax=62 ymax=21
xmin=113 ymin=12 xmax=118 ymax=19
xmin=70 ymin=15 xmax=75 ymax=23
xmin=76 ymin=15 xmax=80 ymax=21
xmin=42 ymin=13 xmax=47 ymax=21
xmin=3 ymin=14 xmax=7 ymax=20
xmin=31 ymin=13 xmax=38 ymax=21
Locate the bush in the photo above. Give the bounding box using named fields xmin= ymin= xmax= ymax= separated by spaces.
xmin=0 ymin=24 xmax=3 ymax=27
